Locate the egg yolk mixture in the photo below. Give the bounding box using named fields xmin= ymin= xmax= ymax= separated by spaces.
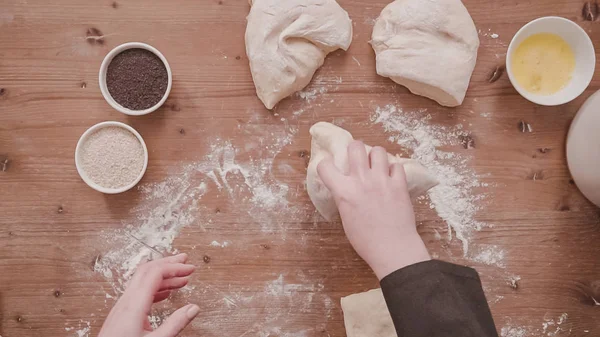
xmin=512 ymin=33 xmax=575 ymax=95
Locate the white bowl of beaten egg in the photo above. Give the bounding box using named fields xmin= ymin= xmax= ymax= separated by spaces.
xmin=507 ymin=16 xmax=595 ymax=106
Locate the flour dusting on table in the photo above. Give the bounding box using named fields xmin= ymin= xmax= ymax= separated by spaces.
xmin=372 ymin=104 xmax=489 ymax=255
xmin=500 ymin=312 xmax=571 ymax=337
xmin=94 ymin=172 xmax=209 ymax=292
xmin=542 ymin=313 xmax=569 ymax=337
xmin=501 ymin=324 xmax=529 ymax=337
xmin=65 ymin=320 xmax=91 ymax=337
xmin=94 ymin=123 xmax=303 ymax=293
xmin=198 ymin=125 xmax=303 ymax=233
xmin=470 ymin=244 xmax=506 ymax=268
xmin=193 ymin=272 xmax=333 ymax=336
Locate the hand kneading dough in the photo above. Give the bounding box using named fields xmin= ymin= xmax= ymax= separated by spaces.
xmin=341 ymin=289 xmax=396 ymax=337
xmin=245 ymin=0 xmax=352 ymax=109
xmin=307 ymin=122 xmax=438 ymax=221
xmin=370 ymin=0 xmax=480 ymax=107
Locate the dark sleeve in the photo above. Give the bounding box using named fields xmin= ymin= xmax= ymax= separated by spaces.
xmin=380 ymin=260 xmax=498 ymax=337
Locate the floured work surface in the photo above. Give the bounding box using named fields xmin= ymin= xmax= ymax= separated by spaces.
xmin=1 ymin=1 xmax=600 ymax=336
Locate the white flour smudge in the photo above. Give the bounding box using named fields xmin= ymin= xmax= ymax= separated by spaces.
xmin=198 ymin=126 xmax=300 ymax=233
xmin=210 ymin=240 xmax=230 ymax=248
xmin=508 ymin=275 xmax=521 ymax=289
xmin=543 ymin=313 xmax=569 ymax=337
xmin=470 ymin=244 xmax=506 ymax=268
xmin=94 ymin=175 xmax=209 ymax=293
xmin=297 ymin=86 xmax=327 ymax=103
xmin=193 ymin=273 xmax=333 ymax=336
xmin=489 ymin=294 xmax=505 ymax=305
xmin=65 ymin=321 xmax=91 ymax=337
xmin=501 ymin=325 xmax=529 ymax=337
xmin=479 ymin=28 xmax=500 ymax=39
xmin=501 ymin=312 xmax=571 ymax=337
xmin=296 ymin=76 xmax=341 ymax=103
xmin=94 ymin=124 xmax=301 ymax=294
xmin=372 ymin=104 xmax=489 ymax=256
xmin=288 ymin=76 xmax=343 ymax=119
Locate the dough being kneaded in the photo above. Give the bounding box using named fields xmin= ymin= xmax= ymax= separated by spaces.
xmin=370 ymin=0 xmax=480 ymax=107
xmin=245 ymin=0 xmax=352 ymax=109
xmin=306 ymin=122 xmax=438 ymax=221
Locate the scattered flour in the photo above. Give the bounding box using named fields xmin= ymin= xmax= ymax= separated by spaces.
xmin=94 ymin=174 xmax=209 ymax=293
xmin=210 ymin=240 xmax=230 ymax=248
xmin=489 ymin=294 xmax=505 ymax=305
xmin=94 ymin=123 xmax=303 ymax=294
xmin=264 ymin=274 xmax=324 ymax=297
xmin=292 ymin=107 xmax=306 ymax=117
xmin=508 ymin=275 xmax=521 ymax=289
xmin=193 ymin=273 xmax=333 ymax=336
xmin=295 ymin=76 xmax=342 ymax=103
xmin=470 ymin=244 xmax=506 ymax=268
xmin=65 ymin=321 xmax=91 ymax=337
xmin=372 ymin=104 xmax=489 ymax=256
xmin=90 ymin=122 xmax=331 ymax=335
xmin=297 ymin=86 xmax=327 ymax=103
xmin=198 ymin=126 xmax=301 ymax=233
xmin=501 ymin=313 xmax=571 ymax=337
xmin=288 ymin=76 xmax=345 ymax=119
xmin=501 ymin=325 xmax=529 ymax=337
xmin=479 ymin=28 xmax=500 ymax=39
xmin=543 ymin=313 xmax=569 ymax=337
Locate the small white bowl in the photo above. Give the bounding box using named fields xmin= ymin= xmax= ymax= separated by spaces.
xmin=99 ymin=42 xmax=172 ymax=116
xmin=506 ymin=16 xmax=595 ymax=106
xmin=75 ymin=121 xmax=149 ymax=194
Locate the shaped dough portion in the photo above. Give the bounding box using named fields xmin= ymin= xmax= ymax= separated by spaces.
xmin=306 ymin=122 xmax=438 ymax=221
xmin=341 ymin=289 xmax=396 ymax=337
xmin=370 ymin=0 xmax=479 ymax=107
xmin=245 ymin=0 xmax=352 ymax=109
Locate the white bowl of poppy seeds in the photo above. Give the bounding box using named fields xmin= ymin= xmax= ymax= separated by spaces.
xmin=75 ymin=121 xmax=148 ymax=194
xmin=99 ymin=42 xmax=172 ymax=116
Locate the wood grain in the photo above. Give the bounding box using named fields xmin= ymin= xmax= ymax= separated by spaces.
xmin=1 ymin=0 xmax=600 ymax=336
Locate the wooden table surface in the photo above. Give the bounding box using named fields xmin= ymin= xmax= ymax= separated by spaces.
xmin=1 ymin=0 xmax=600 ymax=336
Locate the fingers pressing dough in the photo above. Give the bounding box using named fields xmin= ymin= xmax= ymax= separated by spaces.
xmin=370 ymin=0 xmax=480 ymax=107
xmin=307 ymin=122 xmax=439 ymax=221
xmin=245 ymin=0 xmax=353 ymax=109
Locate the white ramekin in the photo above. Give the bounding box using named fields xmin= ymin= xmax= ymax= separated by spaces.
xmin=506 ymin=17 xmax=595 ymax=106
xmin=75 ymin=121 xmax=149 ymax=194
xmin=99 ymin=42 xmax=172 ymax=116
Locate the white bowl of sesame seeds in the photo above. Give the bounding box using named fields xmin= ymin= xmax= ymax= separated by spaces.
xmin=75 ymin=121 xmax=148 ymax=194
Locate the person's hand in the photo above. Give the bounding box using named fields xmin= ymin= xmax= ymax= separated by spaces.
xmin=317 ymin=140 xmax=431 ymax=280
xmin=99 ymin=253 xmax=200 ymax=337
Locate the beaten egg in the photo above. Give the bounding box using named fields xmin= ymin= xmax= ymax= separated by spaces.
xmin=511 ymin=33 xmax=575 ymax=95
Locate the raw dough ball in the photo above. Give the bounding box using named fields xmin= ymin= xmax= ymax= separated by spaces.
xmin=567 ymin=90 xmax=600 ymax=207
xmin=245 ymin=0 xmax=353 ymax=109
xmin=306 ymin=122 xmax=438 ymax=221
xmin=370 ymin=0 xmax=480 ymax=107
xmin=341 ymin=288 xmax=396 ymax=337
